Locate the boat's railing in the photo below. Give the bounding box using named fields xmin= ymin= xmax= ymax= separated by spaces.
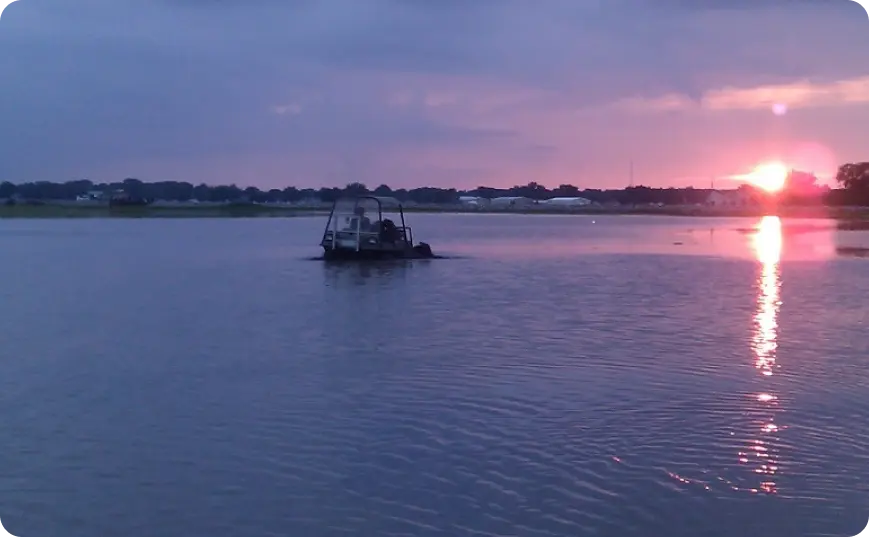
xmin=322 ymin=228 xmax=378 ymax=237
xmin=398 ymin=226 xmax=412 ymax=245
xmin=322 ymin=227 xmax=413 ymax=248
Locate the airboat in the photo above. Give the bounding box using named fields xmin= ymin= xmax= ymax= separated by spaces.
xmin=319 ymin=195 xmax=435 ymax=260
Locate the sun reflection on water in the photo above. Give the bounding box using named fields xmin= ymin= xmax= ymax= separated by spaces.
xmin=743 ymin=215 xmax=783 ymax=494
xmin=752 ymin=216 xmax=782 ymax=377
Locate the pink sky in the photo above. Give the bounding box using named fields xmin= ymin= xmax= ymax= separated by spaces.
xmin=1 ymin=0 xmax=868 ymax=189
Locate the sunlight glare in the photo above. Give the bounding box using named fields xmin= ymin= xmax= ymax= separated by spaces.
xmin=744 ymin=162 xmax=789 ymax=193
xmin=744 ymin=215 xmax=783 ymax=494
xmin=753 ymin=216 xmax=782 ymax=267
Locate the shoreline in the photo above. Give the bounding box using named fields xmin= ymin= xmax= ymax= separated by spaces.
xmin=1 ymin=203 xmax=868 ymax=220
xmin=0 ymin=204 xmax=329 ymax=219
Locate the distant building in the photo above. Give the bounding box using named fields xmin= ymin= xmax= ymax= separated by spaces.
xmin=76 ymin=190 xmax=104 ymax=202
xmin=490 ymin=196 xmax=536 ymax=208
xmin=705 ymin=189 xmax=759 ymax=208
xmin=539 ymin=197 xmax=592 ymax=207
xmin=109 ymin=189 xmax=151 ymax=206
xmin=459 ymin=196 xmax=488 ymax=207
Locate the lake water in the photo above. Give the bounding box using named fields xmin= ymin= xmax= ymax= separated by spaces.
xmin=1 ymin=214 xmax=868 ymax=537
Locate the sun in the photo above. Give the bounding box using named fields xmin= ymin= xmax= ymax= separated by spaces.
xmin=744 ymin=162 xmax=789 ymax=192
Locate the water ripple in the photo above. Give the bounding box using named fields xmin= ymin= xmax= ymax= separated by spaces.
xmin=0 ymin=215 xmax=867 ymax=536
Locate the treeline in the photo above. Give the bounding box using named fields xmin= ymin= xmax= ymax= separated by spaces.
xmin=1 ymin=162 xmax=868 ymax=206
xmin=0 ymin=178 xmax=717 ymax=205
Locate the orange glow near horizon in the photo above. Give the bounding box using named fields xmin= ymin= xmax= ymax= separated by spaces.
xmin=741 ymin=162 xmax=789 ymax=193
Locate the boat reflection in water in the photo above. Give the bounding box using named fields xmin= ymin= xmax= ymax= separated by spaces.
xmin=742 ymin=215 xmax=783 ymax=494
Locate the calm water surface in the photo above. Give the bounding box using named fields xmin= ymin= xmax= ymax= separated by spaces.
xmin=1 ymin=214 xmax=867 ymax=537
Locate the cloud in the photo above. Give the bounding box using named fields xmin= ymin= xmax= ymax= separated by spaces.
xmin=705 ymin=77 xmax=869 ymax=110
xmin=613 ymin=75 xmax=869 ymax=114
xmin=614 ymin=94 xmax=699 ymax=114
xmin=0 ymin=0 xmax=868 ymax=188
xmin=271 ymin=104 xmax=303 ymax=116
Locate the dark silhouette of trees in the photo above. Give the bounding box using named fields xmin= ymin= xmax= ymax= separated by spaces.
xmin=1 ymin=167 xmax=866 ymax=206
xmin=467 ymin=186 xmax=496 ymax=197
xmin=343 ymin=182 xmax=369 ymax=196
xmin=836 ymin=162 xmax=869 ymax=190
xmin=0 ymin=181 xmax=18 ymax=198
xmin=835 ymin=162 xmax=869 ymax=205
xmin=552 ymin=184 xmax=581 ymax=197
xmin=777 ymin=170 xmax=828 ymax=206
xmin=373 ymin=184 xmax=393 ymax=197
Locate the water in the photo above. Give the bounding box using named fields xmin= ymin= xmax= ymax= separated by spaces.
xmin=0 ymin=214 xmax=867 ymax=537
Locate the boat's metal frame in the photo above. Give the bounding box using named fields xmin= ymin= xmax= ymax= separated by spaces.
xmin=320 ymin=196 xmax=425 ymax=259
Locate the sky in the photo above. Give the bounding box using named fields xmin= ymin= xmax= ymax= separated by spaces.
xmin=1 ymin=0 xmax=868 ymax=190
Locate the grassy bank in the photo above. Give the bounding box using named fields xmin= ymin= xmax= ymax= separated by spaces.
xmin=411 ymin=205 xmax=869 ymax=219
xmin=0 ymin=203 xmax=328 ymax=219
xmin=2 ymin=202 xmax=869 ymax=220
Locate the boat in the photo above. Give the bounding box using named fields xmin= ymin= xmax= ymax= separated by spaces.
xmin=108 ymin=189 xmax=152 ymax=207
xmin=319 ymin=195 xmax=435 ymax=260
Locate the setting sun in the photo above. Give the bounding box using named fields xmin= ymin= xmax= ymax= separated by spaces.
xmin=742 ymin=162 xmax=789 ymax=192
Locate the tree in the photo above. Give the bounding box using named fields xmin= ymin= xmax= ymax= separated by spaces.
xmin=121 ymin=178 xmax=146 ymax=198
xmin=211 ymin=184 xmax=243 ymax=202
xmin=193 ymin=183 xmax=211 ymax=201
xmin=553 ymin=184 xmax=581 ymax=197
xmin=0 ymin=181 xmax=16 ymax=198
xmin=836 ymin=162 xmax=869 ymax=190
xmin=780 ymin=170 xmax=826 ymax=206
xmin=373 ymin=184 xmax=393 ymax=197
xmin=317 ymin=187 xmax=342 ymax=202
xmin=243 ymin=186 xmax=260 ymax=202
xmin=787 ymin=170 xmax=820 ymax=191
xmin=835 ymin=162 xmax=869 ymax=205
xmin=507 ymin=181 xmax=549 ymax=200
xmin=344 ymin=182 xmax=368 ymax=196
xmin=281 ymin=186 xmax=303 ymax=202
xmin=469 ymin=186 xmax=498 ymax=199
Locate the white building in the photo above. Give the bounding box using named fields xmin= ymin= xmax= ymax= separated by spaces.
xmin=539 ymin=197 xmax=592 ymax=207
xmin=490 ymin=196 xmax=536 ymax=208
xmin=76 ymin=190 xmax=105 ymax=202
xmin=705 ymin=189 xmax=758 ymax=208
xmin=458 ymin=196 xmax=488 ymax=207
